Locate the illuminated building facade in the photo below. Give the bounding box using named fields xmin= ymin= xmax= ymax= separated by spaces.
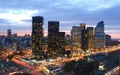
xmin=87 ymin=27 xmax=94 ymax=50
xmin=71 ymin=26 xmax=81 ymax=51
xmin=94 ymin=21 xmax=105 ymax=49
xmin=48 ymin=21 xmax=59 ymax=58
xmin=32 ymin=16 xmax=44 ymax=56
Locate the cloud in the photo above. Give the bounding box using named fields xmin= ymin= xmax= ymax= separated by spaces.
xmin=0 ymin=9 xmax=38 ymax=26
xmin=0 ymin=19 xmax=10 ymax=24
xmin=0 ymin=0 xmax=120 ymax=38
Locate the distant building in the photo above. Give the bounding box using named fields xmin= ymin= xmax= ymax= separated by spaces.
xmin=66 ymin=35 xmax=71 ymax=42
xmin=71 ymin=26 xmax=81 ymax=51
xmin=32 ymin=16 xmax=44 ymax=56
xmin=48 ymin=21 xmax=59 ymax=58
xmin=13 ymin=33 xmax=17 ymax=38
xmin=65 ymin=35 xmax=72 ymax=50
xmin=87 ymin=27 xmax=94 ymax=50
xmin=111 ymin=40 xmax=119 ymax=46
xmin=94 ymin=21 xmax=105 ymax=49
xmin=105 ymin=34 xmax=111 ymax=46
xmin=7 ymin=29 xmax=12 ymax=37
xmin=80 ymin=23 xmax=86 ymax=30
xmin=12 ymin=41 xmax=17 ymax=51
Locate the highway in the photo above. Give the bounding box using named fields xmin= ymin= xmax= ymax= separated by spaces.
xmin=11 ymin=57 xmax=45 ymax=75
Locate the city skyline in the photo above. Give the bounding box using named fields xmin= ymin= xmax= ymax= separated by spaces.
xmin=0 ymin=0 xmax=120 ymax=38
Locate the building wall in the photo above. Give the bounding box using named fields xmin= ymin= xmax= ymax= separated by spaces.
xmin=87 ymin=27 xmax=94 ymax=50
xmin=105 ymin=34 xmax=111 ymax=46
xmin=48 ymin=21 xmax=59 ymax=58
xmin=32 ymin=16 xmax=44 ymax=56
xmin=71 ymin=26 xmax=81 ymax=51
xmin=58 ymin=32 xmax=65 ymax=55
xmin=81 ymin=30 xmax=88 ymax=51
xmin=94 ymin=21 xmax=105 ymax=49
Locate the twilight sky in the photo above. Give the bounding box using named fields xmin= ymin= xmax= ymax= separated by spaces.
xmin=0 ymin=0 xmax=120 ymax=38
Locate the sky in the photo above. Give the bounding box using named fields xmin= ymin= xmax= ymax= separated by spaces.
xmin=0 ymin=0 xmax=120 ymax=38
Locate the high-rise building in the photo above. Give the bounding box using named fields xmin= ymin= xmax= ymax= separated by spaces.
xmin=94 ymin=21 xmax=105 ymax=49
xmin=7 ymin=29 xmax=12 ymax=37
xmin=57 ymin=32 xmax=65 ymax=55
xmin=71 ymin=26 xmax=81 ymax=51
xmin=81 ymin=30 xmax=88 ymax=51
xmin=87 ymin=27 xmax=94 ymax=50
xmin=48 ymin=21 xmax=59 ymax=58
xmin=80 ymin=23 xmax=88 ymax=51
xmin=105 ymin=34 xmax=111 ymax=46
xmin=48 ymin=21 xmax=59 ymax=33
xmin=32 ymin=16 xmax=44 ymax=56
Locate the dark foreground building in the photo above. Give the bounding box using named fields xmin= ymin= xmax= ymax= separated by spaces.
xmin=80 ymin=23 xmax=88 ymax=51
xmin=48 ymin=21 xmax=59 ymax=58
xmin=48 ymin=21 xmax=65 ymax=58
xmin=32 ymin=16 xmax=44 ymax=56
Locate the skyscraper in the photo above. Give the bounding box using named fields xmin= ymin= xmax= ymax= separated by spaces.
xmin=57 ymin=32 xmax=65 ymax=55
xmin=48 ymin=21 xmax=59 ymax=58
xmin=87 ymin=27 xmax=94 ymax=50
xmin=80 ymin=23 xmax=88 ymax=51
xmin=7 ymin=29 xmax=12 ymax=37
xmin=32 ymin=16 xmax=44 ymax=56
xmin=71 ymin=26 xmax=81 ymax=51
xmin=94 ymin=21 xmax=105 ymax=49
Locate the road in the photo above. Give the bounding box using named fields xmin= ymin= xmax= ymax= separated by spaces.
xmin=95 ymin=49 xmax=120 ymax=75
xmin=11 ymin=58 xmax=45 ymax=75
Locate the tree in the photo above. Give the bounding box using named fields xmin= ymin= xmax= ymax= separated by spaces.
xmin=7 ymin=54 xmax=14 ymax=60
xmin=63 ymin=60 xmax=76 ymax=75
xmin=73 ymin=59 xmax=88 ymax=75
xmin=73 ymin=59 xmax=99 ymax=75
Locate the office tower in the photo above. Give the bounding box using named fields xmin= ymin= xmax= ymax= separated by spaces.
xmin=87 ymin=27 xmax=94 ymax=50
xmin=7 ymin=29 xmax=12 ymax=37
xmin=48 ymin=21 xmax=59 ymax=58
xmin=81 ymin=30 xmax=88 ymax=51
xmin=58 ymin=32 xmax=65 ymax=55
xmin=94 ymin=21 xmax=105 ymax=49
xmin=80 ymin=23 xmax=88 ymax=51
xmin=32 ymin=16 xmax=44 ymax=56
xmin=105 ymin=34 xmax=111 ymax=46
xmin=71 ymin=26 xmax=81 ymax=51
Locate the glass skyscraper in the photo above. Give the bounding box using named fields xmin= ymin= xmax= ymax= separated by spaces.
xmin=94 ymin=21 xmax=105 ymax=49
